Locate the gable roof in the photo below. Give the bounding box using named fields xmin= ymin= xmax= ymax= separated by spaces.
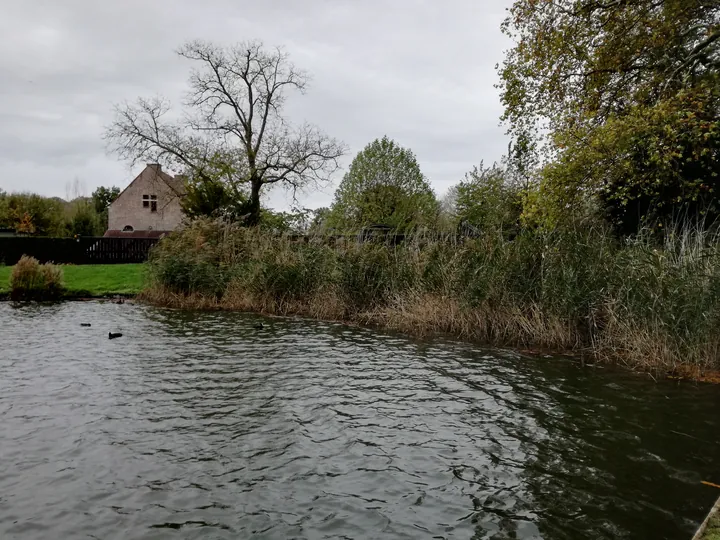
xmin=111 ymin=164 xmax=186 ymax=205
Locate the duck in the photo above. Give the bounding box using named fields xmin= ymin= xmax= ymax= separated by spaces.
xmin=108 ymin=332 xmax=123 ymax=339
xmin=80 ymin=323 xmax=91 ymax=327
xmin=253 ymin=323 xmax=264 ymax=330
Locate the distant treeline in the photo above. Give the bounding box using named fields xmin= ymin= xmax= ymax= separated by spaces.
xmin=0 ymin=186 xmax=120 ymax=237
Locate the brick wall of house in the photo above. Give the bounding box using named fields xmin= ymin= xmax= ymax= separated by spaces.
xmin=108 ymin=164 xmax=185 ymax=232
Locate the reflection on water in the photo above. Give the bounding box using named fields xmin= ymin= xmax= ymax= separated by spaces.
xmin=0 ymin=301 xmax=718 ymax=539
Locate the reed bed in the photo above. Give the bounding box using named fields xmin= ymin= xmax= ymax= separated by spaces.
xmin=140 ymin=219 xmax=720 ymax=378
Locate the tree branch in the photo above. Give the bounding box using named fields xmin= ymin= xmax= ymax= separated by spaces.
xmin=106 ymin=40 xmax=345 ymax=224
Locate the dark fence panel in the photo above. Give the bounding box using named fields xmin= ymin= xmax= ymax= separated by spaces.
xmin=0 ymin=237 xmax=160 ymax=265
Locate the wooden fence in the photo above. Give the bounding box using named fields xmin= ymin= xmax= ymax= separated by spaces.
xmin=0 ymin=227 xmax=479 ymax=266
xmin=0 ymin=237 xmax=160 ymax=265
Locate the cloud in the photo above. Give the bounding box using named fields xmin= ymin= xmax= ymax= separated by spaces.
xmin=0 ymin=0 xmax=512 ymax=208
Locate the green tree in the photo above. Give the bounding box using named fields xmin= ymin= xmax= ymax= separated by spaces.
xmin=328 ymin=136 xmax=438 ymax=231
xmin=182 ymin=177 xmax=237 ymax=220
xmin=455 ymin=163 xmax=523 ymax=237
xmin=257 ymin=208 xmax=314 ymax=234
xmin=91 ymin=186 xmax=120 ymax=232
xmin=0 ymin=193 xmax=67 ymax=236
xmin=308 ymin=207 xmax=331 ymax=233
xmin=179 ymin=152 xmax=253 ymax=220
xmin=499 ymin=0 xmax=720 ymax=233
xmin=106 ymin=40 xmax=346 ymax=226
xmin=68 ymin=200 xmax=102 ymax=236
xmin=0 ymin=190 xmax=7 ymax=228
xmin=91 ymin=186 xmax=120 ymax=215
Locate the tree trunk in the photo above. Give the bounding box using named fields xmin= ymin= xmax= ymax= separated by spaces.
xmin=246 ymin=177 xmax=262 ymax=226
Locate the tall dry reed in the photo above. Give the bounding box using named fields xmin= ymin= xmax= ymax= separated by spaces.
xmin=140 ymin=219 xmax=720 ymax=377
xmin=10 ymin=255 xmax=65 ymax=300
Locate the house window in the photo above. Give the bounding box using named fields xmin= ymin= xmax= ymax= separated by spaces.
xmin=143 ymin=194 xmax=158 ymax=212
xmin=122 ymin=225 xmax=134 ymax=232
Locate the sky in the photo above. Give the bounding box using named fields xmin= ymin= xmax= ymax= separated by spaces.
xmin=0 ymin=0 xmax=512 ymax=210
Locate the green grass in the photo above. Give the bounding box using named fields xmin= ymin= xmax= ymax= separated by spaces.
xmin=701 ymin=512 xmax=720 ymax=540
xmin=0 ymin=264 xmax=146 ymax=296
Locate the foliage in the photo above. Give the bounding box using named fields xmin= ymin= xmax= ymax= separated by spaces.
xmin=499 ymin=0 xmax=720 ymax=233
xmin=146 ymin=219 xmax=234 ymax=298
xmin=68 ymin=200 xmax=103 ymax=237
xmin=144 ymin=219 xmax=720 ymax=374
xmin=532 ymin=78 xmax=720 ymax=234
xmin=91 ymin=185 xmax=120 ymax=231
xmin=106 ymin=40 xmax=346 ymax=225
xmin=0 ymin=193 xmax=67 ymax=236
xmin=9 ymin=255 xmax=44 ymax=291
xmin=328 ymin=136 xmax=438 ymax=231
xmin=0 ymin=188 xmax=120 ymax=238
xmin=454 ymin=162 xmax=524 ymax=237
xmin=9 ymin=255 xmax=64 ymax=300
xmin=500 ymin=0 xmax=720 ymax=141
xmin=307 ymin=207 xmax=331 ymax=233
xmin=181 ymin=176 xmax=249 ymax=221
xmin=257 ymin=208 xmax=309 ymax=234
xmin=436 ymin=185 xmax=459 ymax=232
xmin=596 ymin=82 xmax=720 ymax=234
xmin=40 ymin=264 xmax=64 ymax=297
xmin=179 ymin=152 xmax=253 ymax=220
xmin=91 ymin=186 xmax=121 ymax=214
xmin=182 ymin=177 xmax=234 ymax=219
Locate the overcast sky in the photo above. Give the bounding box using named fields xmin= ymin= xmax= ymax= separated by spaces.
xmin=0 ymin=0 xmax=511 ymax=210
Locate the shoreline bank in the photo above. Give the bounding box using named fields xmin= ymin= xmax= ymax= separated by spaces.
xmin=0 ymin=292 xmax=135 ymax=302
xmin=693 ymin=496 xmax=720 ymax=540
xmin=137 ymin=287 xmax=720 ymax=384
xmin=4 ymin=279 xmax=719 ymax=384
xmin=0 ymin=263 xmax=145 ymax=300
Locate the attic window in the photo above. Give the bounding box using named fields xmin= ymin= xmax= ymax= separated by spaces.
xmin=122 ymin=225 xmax=134 ymax=232
xmin=143 ymin=194 xmax=158 ymax=212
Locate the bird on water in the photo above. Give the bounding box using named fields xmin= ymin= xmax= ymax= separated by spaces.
xmin=108 ymin=332 xmax=123 ymax=339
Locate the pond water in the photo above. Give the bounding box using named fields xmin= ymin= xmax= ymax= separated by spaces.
xmin=0 ymin=302 xmax=719 ymax=539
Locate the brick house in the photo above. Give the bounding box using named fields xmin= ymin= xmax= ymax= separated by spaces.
xmin=105 ymin=164 xmax=186 ymax=237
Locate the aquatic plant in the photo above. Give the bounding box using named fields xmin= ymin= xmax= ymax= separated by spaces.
xmin=141 ymin=219 xmax=720 ymax=378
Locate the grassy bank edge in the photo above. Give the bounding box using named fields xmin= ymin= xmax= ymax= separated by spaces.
xmin=0 ymin=264 xmax=146 ymax=297
xmin=137 ymin=286 xmax=720 ymax=384
xmin=694 ymin=496 xmax=720 ymax=540
xmin=0 ymin=291 xmax=136 ymax=301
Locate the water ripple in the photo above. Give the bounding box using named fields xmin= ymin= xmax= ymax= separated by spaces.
xmin=0 ymin=302 xmax=719 ymax=539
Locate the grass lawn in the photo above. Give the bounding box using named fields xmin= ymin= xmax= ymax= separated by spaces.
xmin=0 ymin=264 xmax=146 ymax=296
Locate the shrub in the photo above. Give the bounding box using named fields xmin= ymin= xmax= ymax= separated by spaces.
xmin=10 ymin=255 xmax=43 ymax=292
xmin=10 ymin=255 xmax=65 ymax=300
xmin=40 ymin=264 xmax=64 ymax=297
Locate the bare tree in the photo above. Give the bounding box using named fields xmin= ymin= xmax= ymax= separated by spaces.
xmin=105 ymin=40 xmax=347 ymax=225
